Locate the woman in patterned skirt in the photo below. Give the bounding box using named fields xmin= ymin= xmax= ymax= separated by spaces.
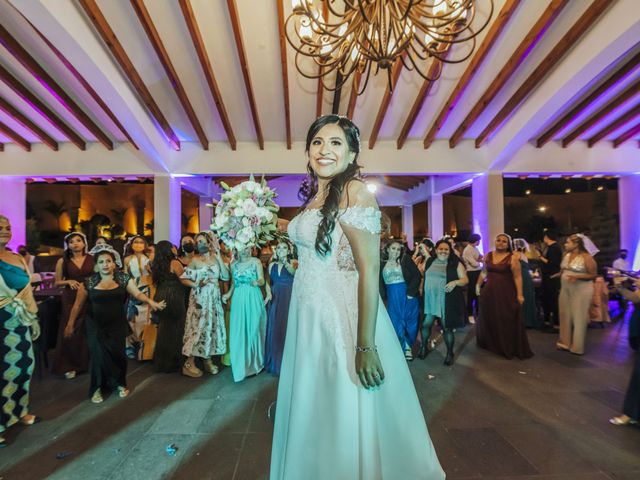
xmin=0 ymin=215 xmax=41 ymax=447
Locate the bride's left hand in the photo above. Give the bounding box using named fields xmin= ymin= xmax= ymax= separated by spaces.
xmin=356 ymin=351 xmax=385 ymax=389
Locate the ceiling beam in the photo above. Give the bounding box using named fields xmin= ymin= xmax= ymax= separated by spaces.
xmin=0 ymin=23 xmax=113 ymax=150
xmin=332 ymin=73 xmax=343 ymax=115
xmin=537 ymin=50 xmax=640 ymax=147
xmin=179 ymin=0 xmax=236 ymax=150
xmin=315 ymin=1 xmax=330 ymax=118
xmin=561 ymin=77 xmax=640 ymax=147
xmin=25 ymin=18 xmax=139 ymax=150
xmin=0 ymin=96 xmax=58 ymax=150
xmin=227 ymin=0 xmax=264 ymax=150
xmin=369 ymin=58 xmax=404 ymax=149
xmin=0 ymin=119 xmax=31 ymax=151
xmin=423 ymin=0 xmax=521 ymax=149
xmin=276 ymin=0 xmax=291 ymax=149
xmin=346 ymin=70 xmax=361 ymax=120
xmin=449 ymin=0 xmax=570 ymax=148
xmin=612 ymin=122 xmax=640 ymax=148
xmin=476 ymin=0 xmax=614 ymax=148
xmin=0 ymin=63 xmax=85 ymax=149
xmin=398 ymin=55 xmax=448 ymax=149
xmin=130 ymin=0 xmax=208 ymax=150
xmin=0 ymin=143 xmax=3 ymax=152
xmin=587 ymin=102 xmax=640 ymax=147
xmin=78 ymin=0 xmax=180 ymax=150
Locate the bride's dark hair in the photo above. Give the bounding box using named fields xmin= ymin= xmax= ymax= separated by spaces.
xmin=298 ymin=115 xmax=362 ymax=256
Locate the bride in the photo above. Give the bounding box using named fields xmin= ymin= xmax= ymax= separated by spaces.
xmin=270 ymin=115 xmax=445 ymax=479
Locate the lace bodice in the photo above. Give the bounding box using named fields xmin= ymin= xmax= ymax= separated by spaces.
xmin=288 ymin=206 xmax=381 ymax=275
xmin=232 ymin=261 xmax=258 ymax=286
xmin=382 ymin=262 xmax=404 ymax=285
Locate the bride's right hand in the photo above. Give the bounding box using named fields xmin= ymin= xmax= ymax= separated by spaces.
xmin=356 ymin=351 xmax=385 ymax=389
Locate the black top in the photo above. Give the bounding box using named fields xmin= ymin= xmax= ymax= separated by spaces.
xmin=424 ymin=255 xmax=466 ymax=329
xmin=379 ymin=254 xmax=421 ymax=301
xmin=541 ymin=242 xmax=562 ymax=275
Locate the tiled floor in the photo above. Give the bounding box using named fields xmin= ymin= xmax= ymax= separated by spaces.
xmin=0 ymin=317 xmax=639 ymax=480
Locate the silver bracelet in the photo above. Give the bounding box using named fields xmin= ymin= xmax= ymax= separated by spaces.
xmin=355 ymin=345 xmax=378 ymax=353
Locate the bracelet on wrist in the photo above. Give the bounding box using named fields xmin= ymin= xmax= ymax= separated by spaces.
xmin=355 ymin=345 xmax=378 ymax=353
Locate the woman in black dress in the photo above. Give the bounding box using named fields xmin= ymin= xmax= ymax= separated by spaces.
xmin=151 ymin=241 xmax=187 ymax=373
xmin=64 ymin=248 xmax=165 ymax=403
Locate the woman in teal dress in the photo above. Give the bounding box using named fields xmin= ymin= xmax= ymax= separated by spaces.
xmin=514 ymin=239 xmax=539 ymax=329
xmin=222 ymin=247 xmax=267 ymax=382
xmin=0 ymin=215 xmax=41 ymax=447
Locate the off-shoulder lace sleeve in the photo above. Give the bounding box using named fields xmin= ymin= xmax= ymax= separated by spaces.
xmin=181 ymin=267 xmax=197 ymax=282
xmin=338 ymin=206 xmax=382 ymax=234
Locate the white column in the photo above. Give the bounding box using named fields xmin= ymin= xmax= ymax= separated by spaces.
xmin=402 ymin=204 xmax=414 ymax=246
xmin=153 ymin=175 xmax=181 ymax=245
xmin=428 ymin=193 xmax=443 ymax=241
xmin=619 ymin=175 xmax=640 ymax=270
xmin=198 ymin=196 xmax=213 ymax=234
xmin=472 ymin=172 xmax=504 ymax=254
xmin=0 ymin=177 xmax=26 ymax=251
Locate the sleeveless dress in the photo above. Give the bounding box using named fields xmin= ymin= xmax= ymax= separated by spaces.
xmin=265 ymin=263 xmax=294 ymax=375
xmin=558 ymin=254 xmax=594 ymax=355
xmin=126 ymin=255 xmax=151 ymax=358
xmin=477 ymin=253 xmax=533 ymax=360
xmin=0 ymin=261 xmax=35 ymax=434
xmin=270 ymin=206 xmax=445 ymax=480
xmin=85 ymin=272 xmax=131 ymax=395
xmin=382 ymin=262 xmax=420 ymax=350
xmin=229 ymin=261 xmax=267 ymax=382
xmin=520 ymin=259 xmax=539 ymax=329
xmin=153 ymin=272 xmax=186 ymax=372
xmin=52 ymin=255 xmax=94 ymax=374
xmin=182 ymin=263 xmax=228 ymax=358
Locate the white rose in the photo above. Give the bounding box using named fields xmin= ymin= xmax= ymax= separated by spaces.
xmin=244 ymin=181 xmax=257 ymax=193
xmin=214 ymin=214 xmax=227 ymax=228
xmin=237 ymin=227 xmax=255 ymax=244
xmin=243 ymin=199 xmax=258 ymax=215
xmin=242 ymin=216 xmax=250 ymax=227
xmin=233 ymin=207 xmax=245 ymax=217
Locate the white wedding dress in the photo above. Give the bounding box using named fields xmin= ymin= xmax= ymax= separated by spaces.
xmin=270 ymin=206 xmax=445 ymax=480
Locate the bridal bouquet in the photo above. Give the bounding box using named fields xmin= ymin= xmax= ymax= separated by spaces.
xmin=211 ymin=175 xmax=279 ymax=251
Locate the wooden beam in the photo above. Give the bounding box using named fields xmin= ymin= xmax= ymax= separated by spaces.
xmin=449 ymin=0 xmax=570 ymax=148
xmin=0 ymin=143 xmax=4 ymax=152
xmin=537 ymin=50 xmax=640 ymax=147
xmin=78 ymin=0 xmax=180 ymax=150
xmin=315 ymin=1 xmax=330 ymax=118
xmin=561 ymin=78 xmax=640 ymax=147
xmin=369 ymin=57 xmax=405 ymax=149
xmin=0 ymin=119 xmax=31 ymax=151
xmin=0 ymin=96 xmax=58 ymax=150
xmin=0 ymin=23 xmax=113 ymax=150
xmin=0 ymin=64 xmax=86 ymax=149
xmin=130 ymin=0 xmax=208 ymax=150
xmin=587 ymin=102 xmax=640 ymax=147
xmin=227 ymin=0 xmax=264 ymax=149
xmin=276 ymin=0 xmax=292 ymax=149
xmin=332 ymin=73 xmax=343 ymax=115
xmin=476 ymin=0 xmax=614 ymax=148
xmin=346 ymin=70 xmax=361 ymax=120
xmin=612 ymin=122 xmax=640 ymax=148
xmin=27 ymin=19 xmax=139 ymax=149
xmin=398 ymin=54 xmax=448 ymax=149
xmin=423 ymin=0 xmax=521 ymax=149
xmin=179 ymin=0 xmax=236 ymax=150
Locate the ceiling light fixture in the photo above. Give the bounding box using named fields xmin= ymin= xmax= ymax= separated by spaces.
xmin=285 ymin=0 xmax=493 ymax=93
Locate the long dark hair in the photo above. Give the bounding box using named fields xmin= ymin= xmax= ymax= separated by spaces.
xmin=64 ymin=232 xmax=87 ymax=259
xmin=299 ymin=115 xmax=362 ymax=256
xmin=151 ymin=240 xmax=176 ymax=284
xmin=178 ymin=233 xmax=195 ymax=257
xmin=382 ymin=240 xmax=405 ymax=264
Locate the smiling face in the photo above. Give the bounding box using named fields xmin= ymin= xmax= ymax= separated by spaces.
xmin=131 ymin=237 xmax=146 ymax=253
xmin=0 ymin=217 xmax=11 ymax=247
xmin=307 ymin=123 xmax=355 ymax=181
xmin=436 ymin=242 xmax=451 ymax=261
xmin=387 ymin=242 xmax=402 ymax=262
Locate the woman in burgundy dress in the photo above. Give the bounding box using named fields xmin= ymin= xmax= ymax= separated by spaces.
xmin=476 ymin=233 xmax=533 ymax=360
xmin=52 ymin=232 xmax=94 ymax=378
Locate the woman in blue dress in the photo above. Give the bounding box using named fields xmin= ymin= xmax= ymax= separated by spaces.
xmin=513 ymin=238 xmax=539 ymax=329
xmin=264 ymin=241 xmax=296 ymax=375
xmin=420 ymin=239 xmax=468 ymax=365
xmin=222 ymin=247 xmax=267 ymax=382
xmin=0 ymin=215 xmax=41 ymax=447
xmin=379 ymin=240 xmax=421 ymax=360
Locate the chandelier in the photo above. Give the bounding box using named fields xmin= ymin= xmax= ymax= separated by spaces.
xmin=285 ymin=0 xmax=493 ymax=94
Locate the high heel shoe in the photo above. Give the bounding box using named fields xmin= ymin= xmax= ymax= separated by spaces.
xmin=91 ymin=389 xmax=103 ymax=404
xmin=444 ymin=353 xmax=454 ymax=366
xmin=609 ymin=415 xmax=637 ymax=426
